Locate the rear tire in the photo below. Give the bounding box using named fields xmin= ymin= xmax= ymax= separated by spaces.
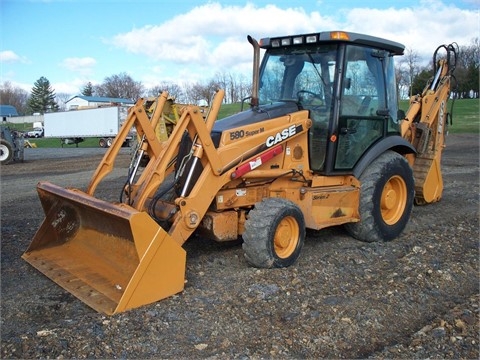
xmin=243 ymin=198 xmax=305 ymax=268
xmin=99 ymin=138 xmax=107 ymax=148
xmin=0 ymin=139 xmax=14 ymax=165
xmin=345 ymin=151 xmax=414 ymax=242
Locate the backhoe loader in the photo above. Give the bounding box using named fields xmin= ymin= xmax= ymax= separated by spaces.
xmin=22 ymin=31 xmax=457 ymax=314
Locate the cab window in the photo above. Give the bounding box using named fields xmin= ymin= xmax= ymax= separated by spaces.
xmin=335 ymin=45 xmax=386 ymax=169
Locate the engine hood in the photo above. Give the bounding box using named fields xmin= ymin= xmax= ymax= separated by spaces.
xmin=212 ymin=101 xmax=300 ymax=133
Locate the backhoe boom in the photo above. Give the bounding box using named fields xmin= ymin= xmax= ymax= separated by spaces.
xmin=401 ymin=43 xmax=457 ymax=204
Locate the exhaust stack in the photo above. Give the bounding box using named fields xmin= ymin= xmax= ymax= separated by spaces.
xmin=248 ymin=35 xmax=260 ymax=108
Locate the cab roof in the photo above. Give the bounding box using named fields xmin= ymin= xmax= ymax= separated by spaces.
xmin=259 ymin=30 xmax=405 ymax=55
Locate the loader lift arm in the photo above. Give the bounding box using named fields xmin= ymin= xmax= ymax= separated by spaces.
xmin=87 ymin=92 xmax=169 ymax=197
xmin=401 ymin=42 xmax=458 ymax=204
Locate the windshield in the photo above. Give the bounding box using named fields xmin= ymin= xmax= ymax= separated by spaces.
xmin=258 ymin=45 xmax=338 ymax=171
xmin=258 ymin=44 xmax=338 ymax=107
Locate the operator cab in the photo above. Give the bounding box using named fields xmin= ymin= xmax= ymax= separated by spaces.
xmin=257 ymin=31 xmax=405 ymax=174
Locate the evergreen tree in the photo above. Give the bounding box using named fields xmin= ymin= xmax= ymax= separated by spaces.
xmin=27 ymin=76 xmax=59 ymax=114
xmin=411 ymin=69 xmax=433 ymax=96
xmin=81 ymin=81 xmax=94 ymax=96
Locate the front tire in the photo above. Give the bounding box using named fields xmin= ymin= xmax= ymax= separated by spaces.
xmin=0 ymin=139 xmax=14 ymax=165
xmin=345 ymin=151 xmax=414 ymax=242
xmin=243 ymin=198 xmax=305 ymax=268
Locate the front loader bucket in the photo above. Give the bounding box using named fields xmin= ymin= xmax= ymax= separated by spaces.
xmin=22 ymin=181 xmax=186 ymax=315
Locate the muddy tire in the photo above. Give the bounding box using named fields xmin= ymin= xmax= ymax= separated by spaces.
xmin=243 ymin=198 xmax=305 ymax=268
xmin=0 ymin=139 xmax=14 ymax=165
xmin=345 ymin=150 xmax=414 ymax=242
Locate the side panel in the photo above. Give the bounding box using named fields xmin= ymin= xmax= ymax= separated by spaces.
xmin=212 ymin=183 xmax=360 ymax=234
xmin=293 ymin=186 xmax=360 ymax=230
xmin=44 ymin=107 xmax=124 ymax=138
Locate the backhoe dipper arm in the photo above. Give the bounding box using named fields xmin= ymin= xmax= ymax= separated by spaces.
xmin=401 ymin=43 xmax=457 ymax=204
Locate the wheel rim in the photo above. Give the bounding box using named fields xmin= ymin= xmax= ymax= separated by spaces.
xmin=274 ymin=216 xmax=300 ymax=259
xmin=0 ymin=144 xmax=8 ymax=161
xmin=381 ymin=175 xmax=407 ymax=225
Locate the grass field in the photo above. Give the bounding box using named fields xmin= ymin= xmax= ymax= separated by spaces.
xmin=24 ymin=137 xmax=102 ymax=148
xmin=218 ymin=99 xmax=479 ymax=134
xmin=217 ymin=98 xmax=479 ymax=134
xmin=8 ymin=98 xmax=479 ymax=148
xmin=399 ymin=98 xmax=479 ymax=134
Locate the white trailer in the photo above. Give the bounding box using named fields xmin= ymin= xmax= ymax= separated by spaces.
xmin=44 ymin=106 xmax=132 ymax=147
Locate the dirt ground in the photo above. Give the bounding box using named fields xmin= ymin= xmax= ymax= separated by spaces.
xmin=1 ymin=134 xmax=479 ymax=359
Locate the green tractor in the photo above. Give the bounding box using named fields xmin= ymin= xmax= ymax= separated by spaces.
xmin=0 ymin=125 xmax=24 ymax=165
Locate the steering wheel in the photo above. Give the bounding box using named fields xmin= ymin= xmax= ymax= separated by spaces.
xmin=297 ymin=90 xmax=326 ymax=113
xmin=297 ymin=90 xmax=322 ymax=103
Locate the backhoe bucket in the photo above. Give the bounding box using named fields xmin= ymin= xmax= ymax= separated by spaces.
xmin=22 ymin=181 xmax=186 ymax=315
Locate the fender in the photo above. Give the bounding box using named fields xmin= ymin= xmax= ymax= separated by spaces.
xmin=353 ymin=135 xmax=416 ymax=178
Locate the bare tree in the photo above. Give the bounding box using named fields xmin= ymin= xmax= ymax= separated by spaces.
xmin=184 ymin=83 xmax=205 ymax=105
xmin=399 ymin=48 xmax=420 ymax=97
xmin=395 ymin=63 xmax=410 ymax=100
xmin=94 ymin=72 xmax=144 ymax=100
xmin=212 ymin=71 xmax=252 ymax=104
xmin=90 ymin=68 xmax=253 ymax=107
xmin=148 ymin=82 xmax=185 ymax=102
xmin=184 ymin=80 xmax=220 ymax=106
xmin=0 ymin=81 xmax=29 ymax=115
xmin=213 ymin=71 xmax=230 ymax=103
xmin=456 ymin=38 xmax=479 ymax=98
xmin=395 ymin=66 xmax=403 ymax=100
xmin=56 ymin=92 xmax=72 ymax=111
xmin=237 ymin=73 xmax=252 ymax=103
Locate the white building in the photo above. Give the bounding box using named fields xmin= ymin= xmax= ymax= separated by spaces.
xmin=65 ymin=96 xmax=135 ymax=110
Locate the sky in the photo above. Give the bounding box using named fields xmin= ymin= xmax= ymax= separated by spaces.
xmin=1 ymin=0 xmax=479 ymax=97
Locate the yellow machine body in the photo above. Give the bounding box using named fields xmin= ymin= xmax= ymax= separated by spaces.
xmin=22 ymin=31 xmax=455 ymax=314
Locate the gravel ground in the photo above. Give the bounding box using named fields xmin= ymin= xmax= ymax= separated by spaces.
xmin=1 ymin=134 xmax=479 ymax=359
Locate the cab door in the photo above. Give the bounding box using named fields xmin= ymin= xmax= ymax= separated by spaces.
xmin=333 ymin=45 xmax=392 ymax=170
